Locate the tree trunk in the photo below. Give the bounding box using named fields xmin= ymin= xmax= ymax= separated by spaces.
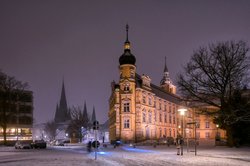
xmin=226 ymin=126 xmax=234 ymax=147
xmin=3 ymin=125 xmax=7 ymax=145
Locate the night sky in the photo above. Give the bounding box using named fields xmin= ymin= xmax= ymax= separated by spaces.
xmin=1 ymin=0 xmax=250 ymax=124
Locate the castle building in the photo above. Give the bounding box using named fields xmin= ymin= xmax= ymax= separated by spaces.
xmin=109 ymin=25 xmax=189 ymax=143
xmin=109 ymin=25 xmax=225 ymax=145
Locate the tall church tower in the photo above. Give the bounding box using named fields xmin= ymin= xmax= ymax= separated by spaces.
xmin=117 ymin=24 xmax=137 ymax=141
xmin=54 ymin=80 xmax=71 ymax=123
xmin=160 ymin=57 xmax=176 ymax=94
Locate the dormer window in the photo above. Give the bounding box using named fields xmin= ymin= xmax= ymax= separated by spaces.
xmin=124 ymin=83 xmax=130 ymax=92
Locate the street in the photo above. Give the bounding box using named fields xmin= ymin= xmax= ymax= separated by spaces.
xmin=0 ymin=145 xmax=250 ymax=166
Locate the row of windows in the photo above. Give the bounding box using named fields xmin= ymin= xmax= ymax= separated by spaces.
xmin=196 ymin=121 xmax=210 ymax=128
xmin=142 ymin=95 xmax=177 ymax=113
xmin=142 ymin=111 xmax=176 ymax=124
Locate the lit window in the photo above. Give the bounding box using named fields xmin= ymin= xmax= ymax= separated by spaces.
xmin=169 ymin=103 xmax=172 ymax=113
xmin=124 ymin=84 xmax=130 ymax=91
xmin=196 ymin=132 xmax=200 ymax=138
xmin=205 ymin=121 xmax=210 ymax=128
xmin=149 ymin=97 xmax=152 ymax=105
xmin=196 ymin=121 xmax=200 ymax=128
xmin=155 ymin=111 xmax=157 ymax=122
xmin=143 ymin=111 xmax=146 ymax=123
xmin=205 ymin=132 xmax=210 ymax=138
xmin=124 ymin=119 xmax=130 ymax=128
xmin=142 ymin=95 xmax=146 ymax=104
xmin=124 ymin=102 xmax=130 ymax=112
xmin=148 ymin=112 xmax=152 ymax=123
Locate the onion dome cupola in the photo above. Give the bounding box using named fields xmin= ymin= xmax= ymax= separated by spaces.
xmin=119 ymin=24 xmax=136 ymax=65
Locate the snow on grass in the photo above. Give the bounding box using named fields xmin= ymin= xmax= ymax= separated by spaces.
xmin=0 ymin=145 xmax=250 ymax=166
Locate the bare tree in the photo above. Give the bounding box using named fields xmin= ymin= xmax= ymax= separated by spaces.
xmin=0 ymin=70 xmax=30 ymax=145
xmin=177 ymin=40 xmax=250 ymax=146
xmin=66 ymin=106 xmax=90 ymax=141
xmin=44 ymin=120 xmax=58 ymax=141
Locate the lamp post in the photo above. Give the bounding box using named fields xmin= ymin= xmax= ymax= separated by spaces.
xmin=216 ymin=124 xmax=219 ymax=142
xmin=178 ymin=108 xmax=187 ymax=156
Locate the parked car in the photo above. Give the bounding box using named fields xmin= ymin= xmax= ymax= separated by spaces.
xmin=31 ymin=140 xmax=47 ymax=149
xmin=15 ymin=140 xmax=32 ymax=149
xmin=55 ymin=139 xmax=70 ymax=146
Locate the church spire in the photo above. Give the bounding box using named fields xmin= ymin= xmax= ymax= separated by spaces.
xmin=91 ymin=106 xmax=96 ymax=122
xmin=164 ymin=56 xmax=168 ymax=73
xmin=54 ymin=79 xmax=70 ymax=123
xmin=160 ymin=56 xmax=171 ymax=85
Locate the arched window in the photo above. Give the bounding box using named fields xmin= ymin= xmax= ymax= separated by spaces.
xmin=123 ymin=102 xmax=130 ymax=112
xmin=159 ymin=113 xmax=162 ymax=122
xmin=142 ymin=110 xmax=146 ymax=123
xmin=148 ymin=111 xmax=152 ymax=123
xmin=124 ymin=83 xmax=130 ymax=92
xmin=124 ymin=119 xmax=130 ymax=128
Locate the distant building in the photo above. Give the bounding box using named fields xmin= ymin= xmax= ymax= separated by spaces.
xmin=0 ymin=90 xmax=33 ymax=142
xmin=53 ymin=80 xmax=71 ymax=140
xmin=109 ymin=25 xmax=225 ymax=145
xmin=54 ymin=80 xmax=71 ymax=124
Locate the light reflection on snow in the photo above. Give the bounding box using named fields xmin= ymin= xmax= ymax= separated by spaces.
xmin=122 ymin=147 xmax=155 ymax=153
xmin=98 ymin=151 xmax=108 ymax=155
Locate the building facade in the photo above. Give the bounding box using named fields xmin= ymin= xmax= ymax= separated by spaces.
xmin=109 ymin=25 xmax=225 ymax=145
xmin=0 ymin=90 xmax=33 ymax=142
xmin=109 ymin=25 xmax=188 ymax=143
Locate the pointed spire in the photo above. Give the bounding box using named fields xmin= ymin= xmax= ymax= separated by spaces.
xmin=124 ymin=24 xmax=130 ymax=50
xmin=164 ymin=56 xmax=168 ymax=72
xmin=54 ymin=79 xmax=70 ymax=123
xmin=126 ymin=24 xmax=129 ymax=42
xmin=92 ymin=106 xmax=96 ymax=122
xmin=54 ymin=103 xmax=59 ymax=122
xmin=83 ymin=100 xmax=88 ymax=117
xmin=160 ymin=57 xmax=171 ymax=85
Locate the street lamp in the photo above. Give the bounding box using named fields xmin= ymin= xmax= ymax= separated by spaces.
xmin=178 ymin=108 xmax=187 ymax=156
xmin=216 ymin=124 xmax=219 ymax=141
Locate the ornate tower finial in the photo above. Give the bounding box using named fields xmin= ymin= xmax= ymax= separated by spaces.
xmin=119 ymin=24 xmax=136 ymax=65
xmin=164 ymin=56 xmax=168 ymax=72
xmin=126 ymin=24 xmax=129 ymax=42
xmin=124 ymin=24 xmax=130 ymax=50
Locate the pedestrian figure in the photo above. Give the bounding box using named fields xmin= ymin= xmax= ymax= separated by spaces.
xmin=176 ymin=137 xmax=181 ymax=155
xmin=87 ymin=141 xmax=92 ymax=152
xmin=153 ymin=141 xmax=157 ymax=148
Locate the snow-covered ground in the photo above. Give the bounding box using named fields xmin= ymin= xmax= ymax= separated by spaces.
xmin=0 ymin=144 xmax=250 ymax=166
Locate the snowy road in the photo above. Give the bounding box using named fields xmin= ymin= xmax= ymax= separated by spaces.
xmin=0 ymin=145 xmax=250 ymax=166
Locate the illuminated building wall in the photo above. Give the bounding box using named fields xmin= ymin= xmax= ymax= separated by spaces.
xmin=0 ymin=91 xmax=33 ymax=142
